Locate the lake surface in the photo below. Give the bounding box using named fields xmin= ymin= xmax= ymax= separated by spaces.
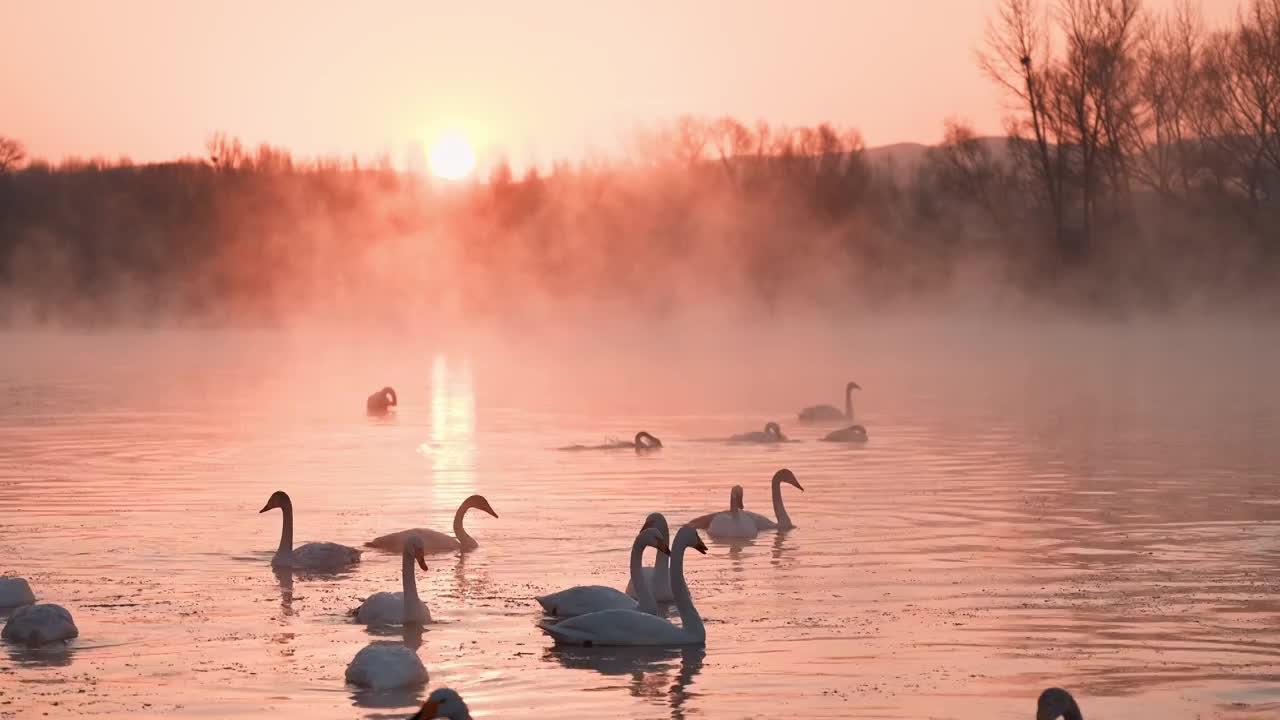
xmin=1 ymin=322 xmax=1278 ymax=719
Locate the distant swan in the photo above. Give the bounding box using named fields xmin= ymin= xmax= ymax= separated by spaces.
xmin=1037 ymin=688 xmax=1083 ymax=720
xmin=626 ymin=512 xmax=673 ymax=603
xmin=259 ymin=490 xmax=362 ymax=570
xmin=367 ymin=494 xmax=499 ymax=554
xmin=345 ymin=641 xmax=427 ymax=690
xmin=822 ymin=424 xmax=868 ymax=442
xmin=537 ymin=525 xmax=670 ymax=617
xmin=354 ymin=535 xmax=431 ymax=626
xmin=0 ymin=577 xmax=35 ymax=608
xmin=367 ymin=386 xmax=398 ymax=415
xmin=2 ymin=603 xmax=78 ymax=646
xmin=729 ymin=422 xmax=787 ymax=443
xmin=541 ymin=527 xmax=708 ymax=647
xmin=798 ymin=381 xmax=860 ymax=423
xmin=558 ymin=431 xmax=662 ymax=452
xmin=412 ymin=688 xmax=472 ymax=719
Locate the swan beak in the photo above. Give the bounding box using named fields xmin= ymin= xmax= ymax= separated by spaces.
xmin=415 ymin=548 xmax=429 ymax=572
xmin=258 ymin=502 xmax=274 ymax=513
xmin=484 ymin=506 xmax=499 ymax=519
xmin=656 ymin=539 xmax=672 ymax=556
xmin=413 ymin=700 xmax=440 ymax=719
xmin=693 ymin=539 xmax=708 ymax=554
xmin=793 ymin=479 xmax=805 ymax=492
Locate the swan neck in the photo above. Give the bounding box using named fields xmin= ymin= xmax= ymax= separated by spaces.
xmin=772 ymin=477 xmax=792 ymax=529
xmin=453 ymin=502 xmax=474 ymax=550
xmin=670 ymin=541 xmax=704 ymax=639
xmin=402 ymin=549 xmax=419 ymax=606
xmin=654 ymin=542 xmax=670 ymax=588
xmin=629 ymin=534 xmax=655 ymax=613
xmin=845 ymin=385 xmax=854 ymax=420
xmin=276 ymin=500 xmax=294 ymax=560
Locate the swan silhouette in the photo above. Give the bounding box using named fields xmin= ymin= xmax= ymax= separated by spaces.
xmin=367 ymin=386 xmax=398 ymax=415
xmin=798 ymin=381 xmax=859 ymax=422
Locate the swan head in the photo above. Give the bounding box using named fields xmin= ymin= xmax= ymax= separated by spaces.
xmin=635 ymin=431 xmax=662 ymax=449
xmin=729 ymin=485 xmax=745 ymax=512
xmin=259 ymin=490 xmax=291 ymax=514
xmin=413 ymin=687 xmax=469 ymax=719
xmin=381 ymin=386 xmax=398 ymax=405
xmin=674 ymin=526 xmax=709 ymax=555
xmin=641 ymin=512 xmax=670 ymax=540
xmin=846 ymin=381 xmax=861 ymax=392
xmin=773 ymin=468 xmax=803 ymax=492
xmin=1036 ymin=688 xmax=1081 ymax=720
xmin=638 ymin=527 xmax=672 ymax=555
xmin=406 ymin=536 xmax=429 ymax=571
xmin=463 ymin=495 xmax=499 ymax=519
xmin=764 ymin=422 xmax=785 ymax=440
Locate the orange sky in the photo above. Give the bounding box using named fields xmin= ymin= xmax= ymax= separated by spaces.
xmin=2 ymin=0 xmax=1240 ymax=170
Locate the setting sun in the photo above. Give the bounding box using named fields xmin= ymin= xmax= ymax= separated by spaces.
xmin=428 ymin=132 xmax=477 ymax=180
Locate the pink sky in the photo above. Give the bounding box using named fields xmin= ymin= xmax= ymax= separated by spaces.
xmin=2 ymin=0 xmax=1240 ymax=169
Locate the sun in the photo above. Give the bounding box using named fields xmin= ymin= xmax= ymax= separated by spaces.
xmin=428 ymin=132 xmax=476 ymax=180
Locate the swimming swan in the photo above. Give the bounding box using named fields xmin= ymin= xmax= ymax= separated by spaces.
xmin=537 ymin=525 xmax=670 ymax=617
xmin=1037 ymin=688 xmax=1083 ymax=720
xmin=541 ymin=527 xmax=708 ymax=647
xmin=367 ymin=386 xmax=398 ymax=415
xmin=685 ymin=486 xmax=762 ymax=539
xmin=0 ymin=577 xmax=35 ymax=608
xmin=259 ymin=490 xmax=362 ymax=570
xmin=625 ymin=512 xmax=673 ymax=603
xmin=558 ymin=431 xmax=663 ymax=452
xmin=798 ymin=381 xmax=860 ymax=423
xmin=367 ymin=495 xmax=499 ymax=554
xmin=345 ymin=641 xmax=427 ymax=690
xmin=822 ymin=424 xmax=869 ymax=442
xmin=354 ymin=535 xmax=431 ymax=626
xmin=2 ymin=603 xmax=78 ymax=646
xmin=739 ymin=468 xmax=803 ymax=531
xmin=728 ymin=422 xmax=787 ymax=443
xmin=412 ymin=688 xmax=472 ymax=719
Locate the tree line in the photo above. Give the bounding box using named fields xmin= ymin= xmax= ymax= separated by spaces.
xmin=0 ymin=0 xmax=1276 ymax=326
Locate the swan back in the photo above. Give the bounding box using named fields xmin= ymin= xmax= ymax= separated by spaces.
xmin=345 ymin=641 xmax=427 ymax=690
xmin=0 ymin=577 xmax=35 ymax=608
xmin=1 ymin=603 xmax=78 ymax=645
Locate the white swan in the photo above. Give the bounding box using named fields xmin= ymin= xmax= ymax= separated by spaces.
xmin=259 ymin=490 xmax=362 ymax=571
xmin=728 ymin=422 xmax=787 ymax=443
xmin=1037 ymin=688 xmax=1083 ymax=720
xmin=684 ymin=486 xmax=757 ymax=539
xmin=355 ymin=536 xmax=431 ymax=626
xmin=541 ymin=527 xmax=708 ymax=647
xmin=537 ymin=525 xmax=670 ymax=617
xmin=367 ymin=385 xmax=398 ymax=415
xmin=345 ymin=641 xmax=427 ymax=689
xmin=2 ymin=603 xmax=78 ymax=646
xmin=625 ymin=512 xmax=673 ymax=603
xmin=687 ymin=469 xmax=804 ymax=532
xmin=822 ymin=424 xmax=869 ymax=442
xmin=412 ymin=688 xmax=472 ymax=719
xmin=798 ymin=380 xmax=860 ymax=422
xmin=0 ymin=577 xmax=35 ymax=607
xmin=367 ymin=494 xmax=498 ymax=554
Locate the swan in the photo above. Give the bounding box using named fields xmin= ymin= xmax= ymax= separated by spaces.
xmin=728 ymin=422 xmax=787 ymax=443
xmin=740 ymin=468 xmax=803 ymax=530
xmin=558 ymin=431 xmax=663 ymax=452
xmin=2 ymin=603 xmax=78 ymax=646
xmin=537 ymin=526 xmax=670 ymax=617
xmin=541 ymin=527 xmax=707 ymax=647
xmin=685 ymin=486 xmax=757 ymax=539
xmin=0 ymin=577 xmax=35 ymax=607
xmin=259 ymin=490 xmax=362 ymax=570
xmin=822 ymin=424 xmax=868 ymax=442
xmin=412 ymin=688 xmax=472 ymax=719
xmin=367 ymin=494 xmax=499 ymax=554
xmin=344 ymin=641 xmax=427 ymax=690
xmin=1037 ymin=688 xmax=1083 ymax=720
xmin=367 ymin=386 xmax=398 ymax=415
xmin=355 ymin=536 xmax=432 ymax=626
xmin=798 ymin=380 xmax=860 ymax=423
xmin=625 ymin=512 xmax=673 ymax=603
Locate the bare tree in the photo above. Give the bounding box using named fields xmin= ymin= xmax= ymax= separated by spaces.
xmin=0 ymin=136 xmax=27 ymax=173
xmin=1134 ymin=1 xmax=1208 ymax=197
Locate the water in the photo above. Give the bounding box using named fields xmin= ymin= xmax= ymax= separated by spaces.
xmin=1 ymin=322 xmax=1278 ymax=719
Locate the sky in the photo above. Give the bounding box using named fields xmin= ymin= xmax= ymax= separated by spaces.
xmin=2 ymin=0 xmax=1241 ymax=170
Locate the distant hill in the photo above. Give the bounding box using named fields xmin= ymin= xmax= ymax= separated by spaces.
xmin=863 ymin=137 xmax=1009 ymax=182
